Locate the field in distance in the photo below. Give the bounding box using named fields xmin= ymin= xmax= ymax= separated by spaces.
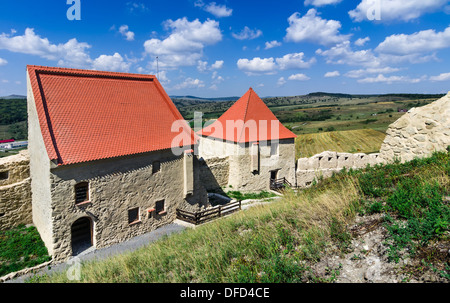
xmin=295 ymin=129 xmax=386 ymax=159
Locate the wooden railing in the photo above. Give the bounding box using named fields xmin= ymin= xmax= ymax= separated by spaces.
xmin=176 ymin=200 xmax=242 ymax=225
xmin=270 ymin=177 xmax=293 ymax=191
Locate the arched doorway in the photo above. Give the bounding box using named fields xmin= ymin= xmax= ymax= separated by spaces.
xmin=71 ymin=217 xmax=93 ymax=255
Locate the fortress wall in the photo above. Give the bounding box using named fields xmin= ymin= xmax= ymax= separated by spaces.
xmin=296 ymin=150 xmax=381 ymax=188
xmin=379 ymin=92 xmax=450 ymax=163
xmin=0 ymin=150 xmax=32 ymax=230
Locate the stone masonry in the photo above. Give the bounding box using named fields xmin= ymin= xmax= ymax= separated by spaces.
xmin=379 ymin=92 xmax=450 ymax=163
xmin=296 ymin=151 xmax=382 ymax=188
xmin=0 ymin=150 xmax=32 ymax=230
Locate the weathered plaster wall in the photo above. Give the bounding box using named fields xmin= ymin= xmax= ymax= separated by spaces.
xmin=296 ymin=151 xmax=381 ymax=188
xmin=0 ymin=150 xmax=32 ymax=231
xmin=199 ymin=137 xmax=296 ymax=192
xmin=27 ymin=70 xmax=54 ymax=254
xmin=198 ymin=156 xmax=230 ymax=192
xmin=48 ymin=148 xmax=207 ymax=261
xmin=379 ymin=92 xmax=450 ymax=163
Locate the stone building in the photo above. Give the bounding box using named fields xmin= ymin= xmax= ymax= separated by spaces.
xmin=197 ymin=88 xmax=297 ymax=192
xmin=27 ymin=65 xmax=207 ymax=261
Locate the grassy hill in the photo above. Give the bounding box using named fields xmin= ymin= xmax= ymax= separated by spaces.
xmin=28 ymin=150 xmax=450 ymax=283
xmin=295 ymin=129 xmax=387 ymax=158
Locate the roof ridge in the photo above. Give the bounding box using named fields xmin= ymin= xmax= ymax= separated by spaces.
xmin=237 ymin=88 xmax=253 ymax=143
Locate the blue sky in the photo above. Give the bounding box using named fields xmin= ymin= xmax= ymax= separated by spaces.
xmin=0 ymin=0 xmax=449 ymax=98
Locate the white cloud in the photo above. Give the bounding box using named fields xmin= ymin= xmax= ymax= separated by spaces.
xmin=277 ymin=77 xmax=287 ymax=86
xmin=198 ymin=59 xmax=224 ymax=72
xmin=345 ymin=67 xmax=400 ymax=78
xmin=0 ymin=28 xmax=92 ymax=68
xmin=174 ymin=77 xmax=205 ymax=89
xmin=265 ymin=40 xmax=282 ymax=49
xmin=285 ymin=9 xmax=351 ymax=46
xmin=357 ymin=74 xmax=423 ymax=84
xmin=324 ymin=71 xmax=340 ymax=77
xmin=355 ymin=36 xmax=370 ymax=46
xmin=143 ymin=17 xmax=222 ymax=69
xmin=288 ymin=73 xmax=311 ymax=81
xmin=156 ymin=70 xmax=170 ymax=84
xmin=275 ymin=52 xmax=316 ymax=70
xmin=316 ymin=41 xmax=380 ymax=67
xmin=119 ymin=25 xmax=135 ymax=41
xmin=197 ymin=60 xmax=208 ymax=72
xmin=375 ymin=26 xmax=450 ymax=56
xmin=203 ymin=2 xmax=233 ymax=17
xmin=92 ymin=53 xmax=131 ymax=72
xmin=304 ymin=0 xmax=342 ymax=6
xmin=126 ymin=2 xmax=149 ymax=14
xmin=429 ymin=72 xmax=450 ymax=81
xmin=237 ymin=52 xmax=316 ymax=75
xmin=211 ymin=60 xmax=224 ymax=69
xmin=232 ymin=26 xmax=263 ymax=40
xmin=237 ymin=57 xmax=277 ymax=75
xmin=0 ymin=58 xmax=7 ymax=66
xmin=349 ymin=0 xmax=447 ymax=22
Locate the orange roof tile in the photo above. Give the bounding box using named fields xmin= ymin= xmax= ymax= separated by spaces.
xmin=198 ymin=88 xmax=296 ymax=143
xmin=27 ymin=65 xmax=195 ymax=166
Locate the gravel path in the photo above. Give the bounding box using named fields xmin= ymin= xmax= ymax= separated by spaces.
xmin=5 ymin=222 xmax=188 ymax=283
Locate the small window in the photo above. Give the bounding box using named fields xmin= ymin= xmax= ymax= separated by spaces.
xmin=128 ymin=207 xmax=140 ymax=224
xmin=155 ymin=200 xmax=165 ymax=215
xmin=0 ymin=171 xmax=8 ymax=181
xmin=75 ymin=182 xmax=89 ymax=204
xmin=152 ymin=161 xmax=161 ymax=174
xmin=270 ymin=142 xmax=279 ymax=156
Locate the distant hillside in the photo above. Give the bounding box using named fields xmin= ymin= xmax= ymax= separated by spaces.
xmin=170 ymin=95 xmax=239 ymax=102
xmin=0 ymin=94 xmax=26 ymax=100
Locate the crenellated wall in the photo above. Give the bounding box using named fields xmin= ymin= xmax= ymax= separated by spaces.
xmin=296 ymin=151 xmax=382 ymax=188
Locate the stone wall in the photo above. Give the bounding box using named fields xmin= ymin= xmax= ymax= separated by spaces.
xmin=296 ymin=151 xmax=381 ymax=188
xmin=45 ymin=148 xmax=207 ymax=261
xmin=198 ymin=156 xmax=230 ymax=192
xmin=379 ymin=92 xmax=450 ymax=163
xmin=199 ymin=137 xmax=296 ymax=193
xmin=0 ymin=150 xmax=32 ymax=230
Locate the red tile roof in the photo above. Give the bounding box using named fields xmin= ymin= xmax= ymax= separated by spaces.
xmin=27 ymin=65 xmax=195 ymax=166
xmin=198 ymin=88 xmax=296 ymax=143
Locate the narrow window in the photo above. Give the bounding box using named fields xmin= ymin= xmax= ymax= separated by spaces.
xmin=75 ymin=182 xmax=89 ymax=204
xmin=128 ymin=207 xmax=140 ymax=224
xmin=152 ymin=161 xmax=161 ymax=174
xmin=155 ymin=200 xmax=165 ymax=215
xmin=270 ymin=142 xmax=279 ymax=156
xmin=0 ymin=171 xmax=8 ymax=181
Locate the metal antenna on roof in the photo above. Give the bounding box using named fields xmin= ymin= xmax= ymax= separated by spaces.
xmin=156 ymin=56 xmax=159 ymax=79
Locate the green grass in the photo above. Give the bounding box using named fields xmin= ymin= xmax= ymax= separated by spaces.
xmin=28 ymin=150 xmax=450 ymax=283
xmin=0 ymin=224 xmax=51 ymax=277
xmin=225 ymin=190 xmax=278 ymax=201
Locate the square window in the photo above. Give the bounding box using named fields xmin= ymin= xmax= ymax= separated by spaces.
xmin=0 ymin=171 xmax=8 ymax=181
xmin=75 ymin=182 xmax=89 ymax=204
xmin=155 ymin=200 xmax=165 ymax=215
xmin=128 ymin=207 xmax=140 ymax=224
xmin=152 ymin=161 xmax=161 ymax=174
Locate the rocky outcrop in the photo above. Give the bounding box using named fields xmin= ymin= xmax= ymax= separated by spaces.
xmin=379 ymin=92 xmax=450 ymax=163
